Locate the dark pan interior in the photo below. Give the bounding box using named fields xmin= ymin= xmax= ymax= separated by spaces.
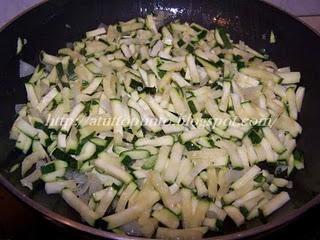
xmin=0 ymin=0 xmax=320 ymax=239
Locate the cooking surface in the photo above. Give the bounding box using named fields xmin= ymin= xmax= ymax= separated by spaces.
xmin=1 ymin=0 xmax=320 ymax=32
xmin=0 ymin=184 xmax=319 ymax=240
xmin=1 ymin=0 xmax=320 ymax=239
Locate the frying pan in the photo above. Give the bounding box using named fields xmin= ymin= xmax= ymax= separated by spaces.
xmin=0 ymin=0 xmax=320 ymax=239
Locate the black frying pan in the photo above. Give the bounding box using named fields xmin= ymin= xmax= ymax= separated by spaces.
xmin=0 ymin=0 xmax=320 ymax=239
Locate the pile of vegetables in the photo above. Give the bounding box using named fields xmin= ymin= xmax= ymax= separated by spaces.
xmin=10 ymin=14 xmax=305 ymax=239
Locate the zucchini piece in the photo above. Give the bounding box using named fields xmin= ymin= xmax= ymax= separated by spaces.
xmin=140 ymin=94 xmax=169 ymax=122
xmin=188 ymin=148 xmax=228 ymax=166
xmin=207 ymin=167 xmax=218 ymax=199
xmin=142 ymin=155 xmax=157 ymax=170
xmin=190 ymin=199 xmax=210 ymax=227
xmin=273 ymin=114 xmax=302 ymax=137
xmin=61 ymin=103 xmax=85 ymax=133
xmin=278 ymin=72 xmax=300 ymax=84
xmin=262 ymin=127 xmax=286 ymax=154
xmin=286 ymin=87 xmax=298 ymax=120
xmin=41 ymin=51 xmax=61 ymax=65
xmin=132 ymin=169 xmax=148 ymax=179
xmin=240 ymin=67 xmax=282 ymax=83
xmin=182 ymin=159 xmax=210 ymax=187
xmin=92 ymin=169 xmax=122 ymax=188
xmin=129 ymin=79 xmax=144 ymax=92
xmin=207 ymin=203 xmax=227 ymax=221
xmin=196 ymin=57 xmax=219 ymax=80
xmin=162 ymin=124 xmax=185 ymax=135
xmin=37 ymin=87 xmax=59 ymax=112
xmin=295 ymin=86 xmax=305 ymax=112
xmin=113 ymin=145 xmax=128 ymax=155
xmin=219 ymin=81 xmax=231 ymax=112
xmin=120 ymin=149 xmax=150 ymax=160
xmin=103 ymin=187 xmax=160 ymax=229
xmin=45 ymin=180 xmax=76 ymax=194
xmin=152 ymin=208 xmax=179 ymax=229
xmin=57 ymin=133 xmax=67 ymax=149
xmin=138 ymin=216 xmax=159 ymax=238
xmin=187 ymin=100 xmax=197 ymax=114
xmin=82 ymin=77 xmax=103 ymax=95
xmin=163 ymin=142 xmax=184 ymax=183
xmin=176 ymin=158 xmax=193 ymax=186
xmin=215 ymin=140 xmax=243 ymax=169
xmin=233 ymin=188 xmax=263 ymax=208
xmin=169 ymin=87 xmax=188 ymax=115
xmin=16 ymin=119 xmax=38 ymax=138
xmin=224 ymin=206 xmax=245 ymax=226
xmin=215 ymin=28 xmax=232 ymax=49
xmin=95 ymin=158 xmax=133 ymax=184
xmin=135 ymin=135 xmax=174 ymax=147
xmin=171 ymin=72 xmax=191 ymax=88
xmin=25 ymin=83 xmax=39 ymax=108
xmin=156 ymin=227 xmax=207 ymax=240
xmin=146 ymin=15 xmax=158 ymax=33
xmin=95 ymin=187 xmax=117 ymax=218
xmin=16 ymin=132 xmax=32 ymax=154
xmin=150 ymin=171 xmax=181 ymax=215
xmin=272 ymin=177 xmax=289 ymax=188
xmin=52 ymin=148 xmax=78 ymax=169
xmin=231 ymin=165 xmax=261 ymax=190
xmin=260 ymin=191 xmax=290 ymax=217
xmin=86 ymin=27 xmax=106 ymax=38
xmin=186 ymin=54 xmax=200 ymax=83
xmin=162 ymin=26 xmax=173 ymax=45
xmin=203 ymin=218 xmax=218 ymax=231
xmin=21 ymin=152 xmax=43 ymax=176
xmin=76 ymin=141 xmax=96 ymax=161
xmin=180 ymin=128 xmax=208 ymax=143
xmin=41 ymin=168 xmax=66 ymax=182
xmin=116 ymin=182 xmax=137 ymax=212
xmin=62 ymin=189 xmax=99 ymax=226
xmin=247 ymin=127 xmax=262 ymax=144
xmin=293 ymin=149 xmax=304 ymax=170
xmin=121 ymin=22 xmax=144 ymax=32
xmin=90 ymin=137 xmax=112 ymax=150
xmin=260 ymin=138 xmax=277 ymax=162
xmin=79 ymin=160 xmax=95 ymax=173
xmin=181 ymin=188 xmax=193 ymax=228
xmin=223 ymin=181 xmax=254 ymax=205
xmin=154 ymin=146 xmax=171 ymax=173
xmin=136 ymin=145 xmax=158 ymax=155
xmin=195 ymin=176 xmax=208 ymax=197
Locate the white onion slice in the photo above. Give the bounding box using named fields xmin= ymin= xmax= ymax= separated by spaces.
xmin=19 ymin=60 xmax=35 ymax=78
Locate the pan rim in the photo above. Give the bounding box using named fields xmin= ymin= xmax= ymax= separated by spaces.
xmin=0 ymin=0 xmax=320 ymax=239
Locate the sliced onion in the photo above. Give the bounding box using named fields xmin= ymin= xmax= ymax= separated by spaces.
xmin=87 ymin=173 xmax=103 ymax=195
xmin=65 ymin=169 xmax=87 ymax=184
xmin=20 ymin=169 xmax=41 ymax=190
xmin=238 ymin=41 xmax=246 ymax=51
xmin=135 ymin=178 xmax=146 ymax=190
xmin=29 ymin=108 xmax=46 ymax=122
xmin=15 ymin=104 xmax=25 ymax=114
xmin=45 ymin=64 xmax=53 ymax=72
xmin=154 ymin=11 xmax=172 ymax=29
xmin=19 ymin=60 xmax=35 ymax=78
xmin=36 ymin=160 xmax=46 ymax=169
xmin=121 ymin=221 xmax=143 ymax=237
xmin=226 ymin=169 xmax=246 ymax=184
xmin=261 ymin=61 xmax=278 ymax=70
xmin=66 ymin=42 xmax=73 ymax=49
xmin=287 ymin=181 xmax=293 ymax=189
xmin=98 ymin=22 xmax=107 ymax=29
